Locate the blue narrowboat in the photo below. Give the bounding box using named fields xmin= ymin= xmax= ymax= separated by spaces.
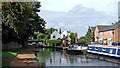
xmin=87 ymin=42 xmax=120 ymax=58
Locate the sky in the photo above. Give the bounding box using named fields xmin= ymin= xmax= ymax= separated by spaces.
xmin=38 ymin=0 xmax=120 ymax=38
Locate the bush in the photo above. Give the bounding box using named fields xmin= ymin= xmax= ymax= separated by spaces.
xmin=46 ymin=40 xmax=61 ymax=44
xmin=46 ymin=40 xmax=61 ymax=46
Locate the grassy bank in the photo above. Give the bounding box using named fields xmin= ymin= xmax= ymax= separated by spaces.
xmin=2 ymin=46 xmax=28 ymax=68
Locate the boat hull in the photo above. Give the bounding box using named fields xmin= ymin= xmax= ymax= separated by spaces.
xmin=87 ymin=45 xmax=120 ymax=58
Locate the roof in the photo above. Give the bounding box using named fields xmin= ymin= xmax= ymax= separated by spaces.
xmin=91 ymin=27 xmax=95 ymax=32
xmin=96 ymin=25 xmax=111 ymax=31
xmin=99 ymin=23 xmax=120 ymax=32
xmin=65 ymin=36 xmax=72 ymax=41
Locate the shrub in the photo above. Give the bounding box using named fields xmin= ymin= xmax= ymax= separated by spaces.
xmin=46 ymin=40 xmax=61 ymax=45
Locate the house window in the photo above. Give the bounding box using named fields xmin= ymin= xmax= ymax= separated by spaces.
xmin=100 ymin=32 xmax=102 ymax=35
xmin=53 ymin=36 xmax=55 ymax=38
xmin=95 ymin=32 xmax=97 ymax=36
xmin=110 ymin=31 xmax=112 ymax=35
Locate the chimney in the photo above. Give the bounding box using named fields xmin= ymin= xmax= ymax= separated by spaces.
xmin=75 ymin=33 xmax=78 ymax=43
xmin=59 ymin=27 xmax=61 ymax=34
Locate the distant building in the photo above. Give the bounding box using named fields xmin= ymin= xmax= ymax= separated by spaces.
xmin=99 ymin=23 xmax=120 ymax=44
xmin=50 ymin=30 xmax=61 ymax=40
xmin=61 ymin=31 xmax=70 ymax=39
xmin=91 ymin=23 xmax=120 ymax=45
xmin=94 ymin=25 xmax=111 ymax=42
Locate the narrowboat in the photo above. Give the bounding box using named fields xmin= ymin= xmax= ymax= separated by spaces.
xmin=87 ymin=42 xmax=120 ymax=58
xmin=67 ymin=44 xmax=87 ymax=53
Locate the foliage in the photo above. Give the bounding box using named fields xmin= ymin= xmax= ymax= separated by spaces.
xmin=78 ymin=36 xmax=87 ymax=44
xmin=46 ymin=40 xmax=61 ymax=44
xmin=37 ymin=33 xmax=45 ymax=40
xmin=44 ymin=28 xmax=58 ymax=39
xmin=69 ymin=33 xmax=75 ymax=44
xmin=79 ymin=36 xmax=86 ymax=39
xmin=31 ymin=28 xmax=57 ymax=41
xmin=79 ymin=26 xmax=92 ymax=44
xmin=85 ymin=26 xmax=92 ymax=44
xmin=2 ymin=2 xmax=46 ymax=45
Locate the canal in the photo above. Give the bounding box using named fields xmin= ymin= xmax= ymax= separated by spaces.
xmin=35 ymin=48 xmax=120 ymax=67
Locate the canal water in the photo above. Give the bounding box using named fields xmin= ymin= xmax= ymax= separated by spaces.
xmin=35 ymin=48 xmax=120 ymax=67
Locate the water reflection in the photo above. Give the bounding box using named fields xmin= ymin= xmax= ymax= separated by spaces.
xmin=36 ymin=48 xmax=119 ymax=66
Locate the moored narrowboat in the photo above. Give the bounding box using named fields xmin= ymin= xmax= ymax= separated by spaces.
xmin=87 ymin=42 xmax=120 ymax=58
xmin=67 ymin=44 xmax=87 ymax=53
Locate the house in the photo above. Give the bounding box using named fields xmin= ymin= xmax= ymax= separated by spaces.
xmin=50 ymin=28 xmax=78 ymax=46
xmin=61 ymin=31 xmax=70 ymax=39
xmin=61 ymin=35 xmax=71 ymax=47
xmin=91 ymin=23 xmax=120 ymax=45
xmin=50 ymin=30 xmax=61 ymax=40
xmin=99 ymin=23 xmax=120 ymax=45
xmin=94 ymin=25 xmax=111 ymax=42
xmin=50 ymin=28 xmax=72 ymax=46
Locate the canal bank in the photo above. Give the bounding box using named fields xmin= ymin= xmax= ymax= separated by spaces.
xmin=10 ymin=46 xmax=40 ymax=68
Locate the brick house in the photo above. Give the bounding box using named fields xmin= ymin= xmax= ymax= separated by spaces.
xmin=91 ymin=23 xmax=120 ymax=45
xmin=94 ymin=25 xmax=111 ymax=42
xmin=99 ymin=23 xmax=120 ymax=45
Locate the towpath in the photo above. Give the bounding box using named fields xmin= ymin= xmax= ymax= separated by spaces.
xmin=10 ymin=46 xmax=40 ymax=68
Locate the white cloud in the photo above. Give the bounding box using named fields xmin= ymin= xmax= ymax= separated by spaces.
xmin=39 ymin=0 xmax=119 ymax=14
xmin=38 ymin=4 xmax=118 ymax=38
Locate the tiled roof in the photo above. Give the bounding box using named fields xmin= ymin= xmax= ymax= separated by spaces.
xmin=96 ymin=25 xmax=111 ymax=31
xmin=99 ymin=23 xmax=120 ymax=32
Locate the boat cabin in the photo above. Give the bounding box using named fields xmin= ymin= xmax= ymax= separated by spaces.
xmin=87 ymin=43 xmax=120 ymax=57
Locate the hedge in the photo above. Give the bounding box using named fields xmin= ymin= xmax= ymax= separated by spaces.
xmin=46 ymin=40 xmax=61 ymax=44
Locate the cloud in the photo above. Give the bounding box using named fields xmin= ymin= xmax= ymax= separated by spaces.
xmin=39 ymin=5 xmax=118 ymax=38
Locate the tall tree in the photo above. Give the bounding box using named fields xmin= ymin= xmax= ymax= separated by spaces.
xmin=85 ymin=26 xmax=92 ymax=44
xmin=69 ymin=33 xmax=75 ymax=44
xmin=2 ymin=2 xmax=46 ymax=45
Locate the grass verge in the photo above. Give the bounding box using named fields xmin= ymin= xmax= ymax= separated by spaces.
xmin=2 ymin=46 xmax=28 ymax=68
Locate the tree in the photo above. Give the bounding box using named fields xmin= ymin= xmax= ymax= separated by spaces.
xmin=78 ymin=36 xmax=86 ymax=44
xmin=69 ymin=33 xmax=75 ymax=44
xmin=85 ymin=26 xmax=92 ymax=44
xmin=2 ymin=2 xmax=46 ymax=45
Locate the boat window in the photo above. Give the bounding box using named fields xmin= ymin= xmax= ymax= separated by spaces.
xmin=102 ymin=48 xmax=105 ymax=52
xmin=109 ymin=48 xmax=112 ymax=54
xmin=112 ymin=43 xmax=117 ymax=46
xmin=90 ymin=47 xmax=92 ymax=50
xmin=95 ymin=47 xmax=98 ymax=51
xmin=118 ymin=43 xmax=120 ymax=46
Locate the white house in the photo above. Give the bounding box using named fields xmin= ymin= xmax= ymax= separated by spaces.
xmin=50 ymin=31 xmax=61 ymax=40
xmin=60 ymin=31 xmax=70 ymax=39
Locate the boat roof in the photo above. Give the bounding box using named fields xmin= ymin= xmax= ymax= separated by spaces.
xmin=88 ymin=45 xmax=120 ymax=48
